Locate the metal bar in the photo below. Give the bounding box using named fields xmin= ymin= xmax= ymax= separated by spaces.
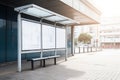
xmin=18 ymin=13 xmax=22 ymax=72
xmin=41 ymin=14 xmax=56 ymax=19
xmin=55 ymin=22 xmax=57 ymax=56
xmin=21 ymin=48 xmax=66 ymax=54
xmin=40 ymin=19 xmax=43 ymax=58
xmin=55 ymin=19 xmax=68 ymax=23
xmin=21 ymin=50 xmax=41 ymax=54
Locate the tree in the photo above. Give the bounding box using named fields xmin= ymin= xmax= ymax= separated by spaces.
xmin=78 ymin=33 xmax=92 ymax=44
xmin=74 ymin=38 xmax=78 ymax=46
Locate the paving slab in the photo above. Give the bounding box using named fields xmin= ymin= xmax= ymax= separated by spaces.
xmin=0 ymin=49 xmax=120 ymax=80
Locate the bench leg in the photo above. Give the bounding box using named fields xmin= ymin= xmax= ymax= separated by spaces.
xmin=43 ymin=59 xmax=45 ymax=67
xmin=54 ymin=58 xmax=56 ymax=65
xmin=40 ymin=60 xmax=42 ymax=67
xmin=31 ymin=60 xmax=34 ymax=70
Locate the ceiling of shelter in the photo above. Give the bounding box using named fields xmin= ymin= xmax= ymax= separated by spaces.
xmin=0 ymin=0 xmax=100 ymax=25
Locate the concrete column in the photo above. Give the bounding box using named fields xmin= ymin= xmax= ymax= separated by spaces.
xmin=71 ymin=26 xmax=75 ymax=56
xmin=65 ymin=26 xmax=68 ymax=61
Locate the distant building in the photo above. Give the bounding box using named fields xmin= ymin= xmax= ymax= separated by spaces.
xmin=100 ymin=23 xmax=120 ymax=48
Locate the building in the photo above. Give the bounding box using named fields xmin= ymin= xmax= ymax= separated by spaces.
xmin=100 ymin=23 xmax=120 ymax=49
xmin=0 ymin=0 xmax=101 ymax=71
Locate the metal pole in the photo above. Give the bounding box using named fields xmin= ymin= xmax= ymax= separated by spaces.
xmin=87 ymin=46 xmax=89 ymax=53
xmin=18 ymin=13 xmax=22 ymax=72
xmin=74 ymin=47 xmax=75 ymax=54
xmin=40 ymin=19 xmax=43 ymax=58
xmin=65 ymin=26 xmax=68 ymax=61
xmin=83 ymin=47 xmax=85 ymax=53
xmin=79 ymin=47 xmax=80 ymax=53
xmin=55 ymin=22 xmax=57 ymax=56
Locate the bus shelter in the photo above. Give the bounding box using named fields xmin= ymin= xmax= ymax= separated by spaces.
xmin=15 ymin=4 xmax=78 ymax=72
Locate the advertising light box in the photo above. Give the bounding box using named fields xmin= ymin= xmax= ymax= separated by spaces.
xmin=56 ymin=28 xmax=65 ymax=48
xmin=42 ymin=25 xmax=55 ymax=49
xmin=22 ymin=20 xmax=41 ymax=51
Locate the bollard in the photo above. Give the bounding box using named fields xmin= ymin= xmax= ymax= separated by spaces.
xmin=87 ymin=46 xmax=89 ymax=53
xmin=91 ymin=47 xmax=92 ymax=52
xmin=96 ymin=47 xmax=97 ymax=51
xmin=74 ymin=47 xmax=75 ymax=54
xmin=79 ymin=47 xmax=80 ymax=53
xmin=83 ymin=47 xmax=85 ymax=53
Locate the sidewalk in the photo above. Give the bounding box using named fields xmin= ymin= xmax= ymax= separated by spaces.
xmin=1 ymin=49 xmax=120 ymax=80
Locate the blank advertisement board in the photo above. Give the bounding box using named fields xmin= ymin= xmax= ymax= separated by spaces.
xmin=42 ymin=25 xmax=55 ymax=49
xmin=56 ymin=28 xmax=65 ymax=48
xmin=22 ymin=20 xmax=41 ymax=51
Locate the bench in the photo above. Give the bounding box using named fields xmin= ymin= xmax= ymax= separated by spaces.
xmin=29 ymin=55 xmax=60 ymax=70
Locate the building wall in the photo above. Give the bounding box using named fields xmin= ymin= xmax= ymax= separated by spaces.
xmin=0 ymin=5 xmax=18 ymax=63
xmin=101 ymin=43 xmax=120 ymax=49
xmin=0 ymin=5 xmax=6 ymax=63
xmin=0 ymin=4 xmax=72 ymax=63
xmin=100 ymin=23 xmax=120 ymax=49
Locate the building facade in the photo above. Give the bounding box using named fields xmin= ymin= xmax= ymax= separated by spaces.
xmin=100 ymin=24 xmax=120 ymax=49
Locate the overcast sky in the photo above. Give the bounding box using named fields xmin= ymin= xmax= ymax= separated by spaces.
xmin=91 ymin=0 xmax=120 ymax=17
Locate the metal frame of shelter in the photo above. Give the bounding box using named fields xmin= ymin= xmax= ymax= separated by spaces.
xmin=15 ymin=4 xmax=77 ymax=72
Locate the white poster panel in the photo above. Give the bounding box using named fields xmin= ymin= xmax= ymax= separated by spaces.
xmin=42 ymin=25 xmax=55 ymax=49
xmin=22 ymin=20 xmax=41 ymax=50
xmin=56 ymin=28 xmax=65 ymax=48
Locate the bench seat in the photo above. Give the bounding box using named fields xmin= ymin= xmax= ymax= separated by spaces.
xmin=29 ymin=55 xmax=60 ymax=70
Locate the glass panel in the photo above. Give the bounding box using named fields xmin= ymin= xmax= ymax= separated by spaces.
xmin=56 ymin=28 xmax=65 ymax=48
xmin=46 ymin=16 xmax=66 ymax=22
xmin=42 ymin=25 xmax=55 ymax=49
xmin=22 ymin=20 xmax=41 ymax=50
xmin=25 ymin=7 xmax=52 ymax=17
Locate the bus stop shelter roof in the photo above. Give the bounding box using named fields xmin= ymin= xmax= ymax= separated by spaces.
xmin=15 ymin=4 xmax=78 ymax=25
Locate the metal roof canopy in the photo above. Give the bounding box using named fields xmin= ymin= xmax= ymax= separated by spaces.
xmin=15 ymin=4 xmax=78 ymax=25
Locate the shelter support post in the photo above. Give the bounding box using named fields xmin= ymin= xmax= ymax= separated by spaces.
xmin=54 ymin=22 xmax=57 ymax=56
xmin=18 ymin=13 xmax=22 ymax=72
xmin=40 ymin=19 xmax=43 ymax=58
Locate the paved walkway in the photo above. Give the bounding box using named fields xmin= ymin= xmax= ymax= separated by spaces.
xmin=0 ymin=49 xmax=120 ymax=80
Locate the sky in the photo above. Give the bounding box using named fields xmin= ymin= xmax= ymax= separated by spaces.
xmin=90 ymin=0 xmax=120 ymax=17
